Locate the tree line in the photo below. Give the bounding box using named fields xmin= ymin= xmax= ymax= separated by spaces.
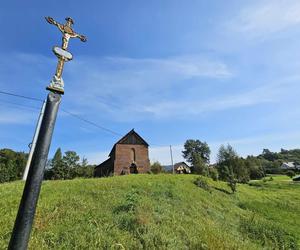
xmin=0 ymin=148 xmax=95 ymax=183
xmin=151 ymin=140 xmax=300 ymax=193
xmin=180 ymin=139 xmax=299 ymax=192
xmin=1 ymin=144 xmax=300 ymax=184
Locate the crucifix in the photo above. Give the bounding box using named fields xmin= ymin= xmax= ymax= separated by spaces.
xmin=45 ymin=16 xmax=87 ymax=94
xmin=8 ymin=17 xmax=86 ymax=250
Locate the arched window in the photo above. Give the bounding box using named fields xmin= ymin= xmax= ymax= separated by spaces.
xmin=131 ymin=148 xmax=136 ymax=162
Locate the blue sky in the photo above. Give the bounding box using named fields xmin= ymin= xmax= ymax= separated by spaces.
xmin=1 ymin=0 xmax=300 ymax=164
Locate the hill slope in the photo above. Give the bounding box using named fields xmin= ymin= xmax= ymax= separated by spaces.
xmin=0 ymin=175 xmax=299 ymax=249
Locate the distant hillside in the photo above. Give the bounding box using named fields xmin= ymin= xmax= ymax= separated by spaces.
xmin=258 ymin=148 xmax=300 ymax=164
xmin=0 ymin=175 xmax=299 ymax=249
xmin=256 ymin=148 xmax=300 ymax=172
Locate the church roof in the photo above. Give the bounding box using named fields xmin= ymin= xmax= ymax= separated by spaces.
xmin=109 ymin=129 xmax=149 ymax=157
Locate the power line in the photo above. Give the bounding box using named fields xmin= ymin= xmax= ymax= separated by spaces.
xmin=0 ymin=99 xmax=40 ymax=111
xmin=0 ymin=90 xmax=121 ymax=136
xmin=61 ymin=109 xmax=122 ymax=136
xmin=0 ymin=90 xmax=43 ymax=102
xmin=0 ymin=89 xmax=170 ymax=146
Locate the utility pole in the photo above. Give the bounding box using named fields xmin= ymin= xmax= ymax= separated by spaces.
xmin=22 ymin=100 xmax=46 ymax=181
xmin=8 ymin=17 xmax=86 ymax=250
xmin=170 ymin=145 xmax=174 ymax=174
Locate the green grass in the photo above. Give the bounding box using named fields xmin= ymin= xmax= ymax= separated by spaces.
xmin=0 ymin=175 xmax=299 ymax=249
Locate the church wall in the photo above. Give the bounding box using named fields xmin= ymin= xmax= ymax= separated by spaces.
xmin=114 ymin=144 xmax=150 ymax=175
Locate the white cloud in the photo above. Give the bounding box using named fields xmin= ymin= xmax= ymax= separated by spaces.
xmin=229 ymin=0 xmax=300 ymax=37
xmin=140 ymin=81 xmax=288 ymax=117
xmin=62 ymin=55 xmax=233 ymax=121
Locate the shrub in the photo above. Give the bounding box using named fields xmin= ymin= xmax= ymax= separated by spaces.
xmin=227 ymin=177 xmax=237 ymax=194
xmin=150 ymin=161 xmax=164 ymax=174
xmin=286 ymin=170 xmax=295 ymax=178
xmin=208 ymin=167 xmax=218 ymax=181
xmin=193 ymin=177 xmax=210 ymax=191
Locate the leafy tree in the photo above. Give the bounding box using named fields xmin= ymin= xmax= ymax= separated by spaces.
xmin=182 ymin=139 xmax=210 ymax=175
xmin=191 ymin=153 xmax=208 ymax=175
xmin=151 ymin=161 xmax=163 ymax=174
xmin=45 ymin=150 xmax=95 ymax=180
xmin=216 ymin=144 xmax=238 ymax=180
xmin=46 ymin=148 xmax=64 ymax=180
xmin=261 ymin=149 xmax=278 ymax=161
xmin=73 ymin=157 xmax=94 ymax=178
xmin=245 ymin=156 xmax=265 ymax=180
xmin=216 ymin=144 xmax=250 ymax=187
xmin=0 ymin=148 xmax=27 ymax=183
xmin=208 ymin=167 xmax=219 ymax=181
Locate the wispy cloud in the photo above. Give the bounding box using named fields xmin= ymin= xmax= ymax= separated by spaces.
xmin=140 ymin=80 xmax=291 ymax=117
xmin=63 ymin=55 xmax=233 ymax=121
xmin=228 ymin=0 xmax=300 ymax=37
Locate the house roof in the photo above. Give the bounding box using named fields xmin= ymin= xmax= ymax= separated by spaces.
xmin=109 ymin=129 xmax=149 ymax=157
xmin=174 ymin=162 xmax=190 ymax=169
xmin=95 ymin=158 xmax=111 ymax=169
xmin=163 ymin=162 xmax=190 ymax=172
xmin=282 ymin=162 xmax=295 ymax=168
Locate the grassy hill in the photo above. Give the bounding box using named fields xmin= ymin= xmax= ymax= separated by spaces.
xmin=0 ymin=175 xmax=299 ymax=249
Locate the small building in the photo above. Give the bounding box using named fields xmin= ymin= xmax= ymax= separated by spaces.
xmin=94 ymin=129 xmax=150 ymax=177
xmin=163 ymin=162 xmax=191 ymax=174
xmin=174 ymin=162 xmax=191 ymax=174
xmin=281 ymin=162 xmax=300 ymax=170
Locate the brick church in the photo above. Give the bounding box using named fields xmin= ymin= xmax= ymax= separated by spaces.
xmin=94 ymin=129 xmax=150 ymax=177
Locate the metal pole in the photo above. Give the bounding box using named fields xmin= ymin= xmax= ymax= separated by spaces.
xmin=170 ymin=145 xmax=174 ymax=174
xmin=22 ymin=100 xmax=46 ymax=181
xmin=8 ymin=92 xmax=61 ymax=250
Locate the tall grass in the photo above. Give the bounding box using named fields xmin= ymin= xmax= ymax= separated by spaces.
xmin=0 ymin=175 xmax=299 ymax=249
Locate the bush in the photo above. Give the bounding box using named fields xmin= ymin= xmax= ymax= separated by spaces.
xmin=227 ymin=177 xmax=237 ymax=194
xmin=150 ymin=161 xmax=164 ymax=174
xmin=208 ymin=167 xmax=218 ymax=181
xmin=286 ymin=170 xmax=295 ymax=178
xmin=193 ymin=177 xmax=210 ymax=191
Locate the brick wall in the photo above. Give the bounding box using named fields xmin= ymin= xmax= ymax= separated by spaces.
xmin=114 ymin=144 xmax=150 ymax=175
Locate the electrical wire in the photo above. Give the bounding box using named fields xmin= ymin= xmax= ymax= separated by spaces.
xmin=0 ymin=89 xmax=169 ymax=146
xmin=0 ymin=90 xmax=121 ymax=136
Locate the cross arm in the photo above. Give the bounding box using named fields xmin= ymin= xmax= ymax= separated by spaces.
xmin=45 ymin=17 xmax=64 ymax=32
xmin=71 ymin=33 xmax=87 ymax=42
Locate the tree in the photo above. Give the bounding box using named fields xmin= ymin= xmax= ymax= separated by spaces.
xmin=0 ymin=148 xmax=27 ymax=183
xmin=208 ymin=167 xmax=219 ymax=181
xmin=73 ymin=157 xmax=94 ymax=178
xmin=182 ymin=139 xmax=210 ymax=175
xmin=46 ymin=148 xmax=64 ymax=180
xmin=216 ymin=144 xmax=250 ymax=189
xmin=261 ymin=149 xmax=277 ymax=161
xmin=45 ymin=150 xmax=95 ymax=180
xmin=60 ymin=151 xmax=80 ymax=179
xmin=245 ymin=156 xmax=265 ymax=180
xmin=48 ymin=150 xmax=80 ymax=180
xmin=151 ymin=161 xmax=163 ymax=174
xmin=216 ymin=144 xmax=238 ymax=180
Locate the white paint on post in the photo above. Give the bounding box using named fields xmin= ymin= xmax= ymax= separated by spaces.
xmin=170 ymin=145 xmax=174 ymax=174
xmin=22 ymin=100 xmax=46 ymax=181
